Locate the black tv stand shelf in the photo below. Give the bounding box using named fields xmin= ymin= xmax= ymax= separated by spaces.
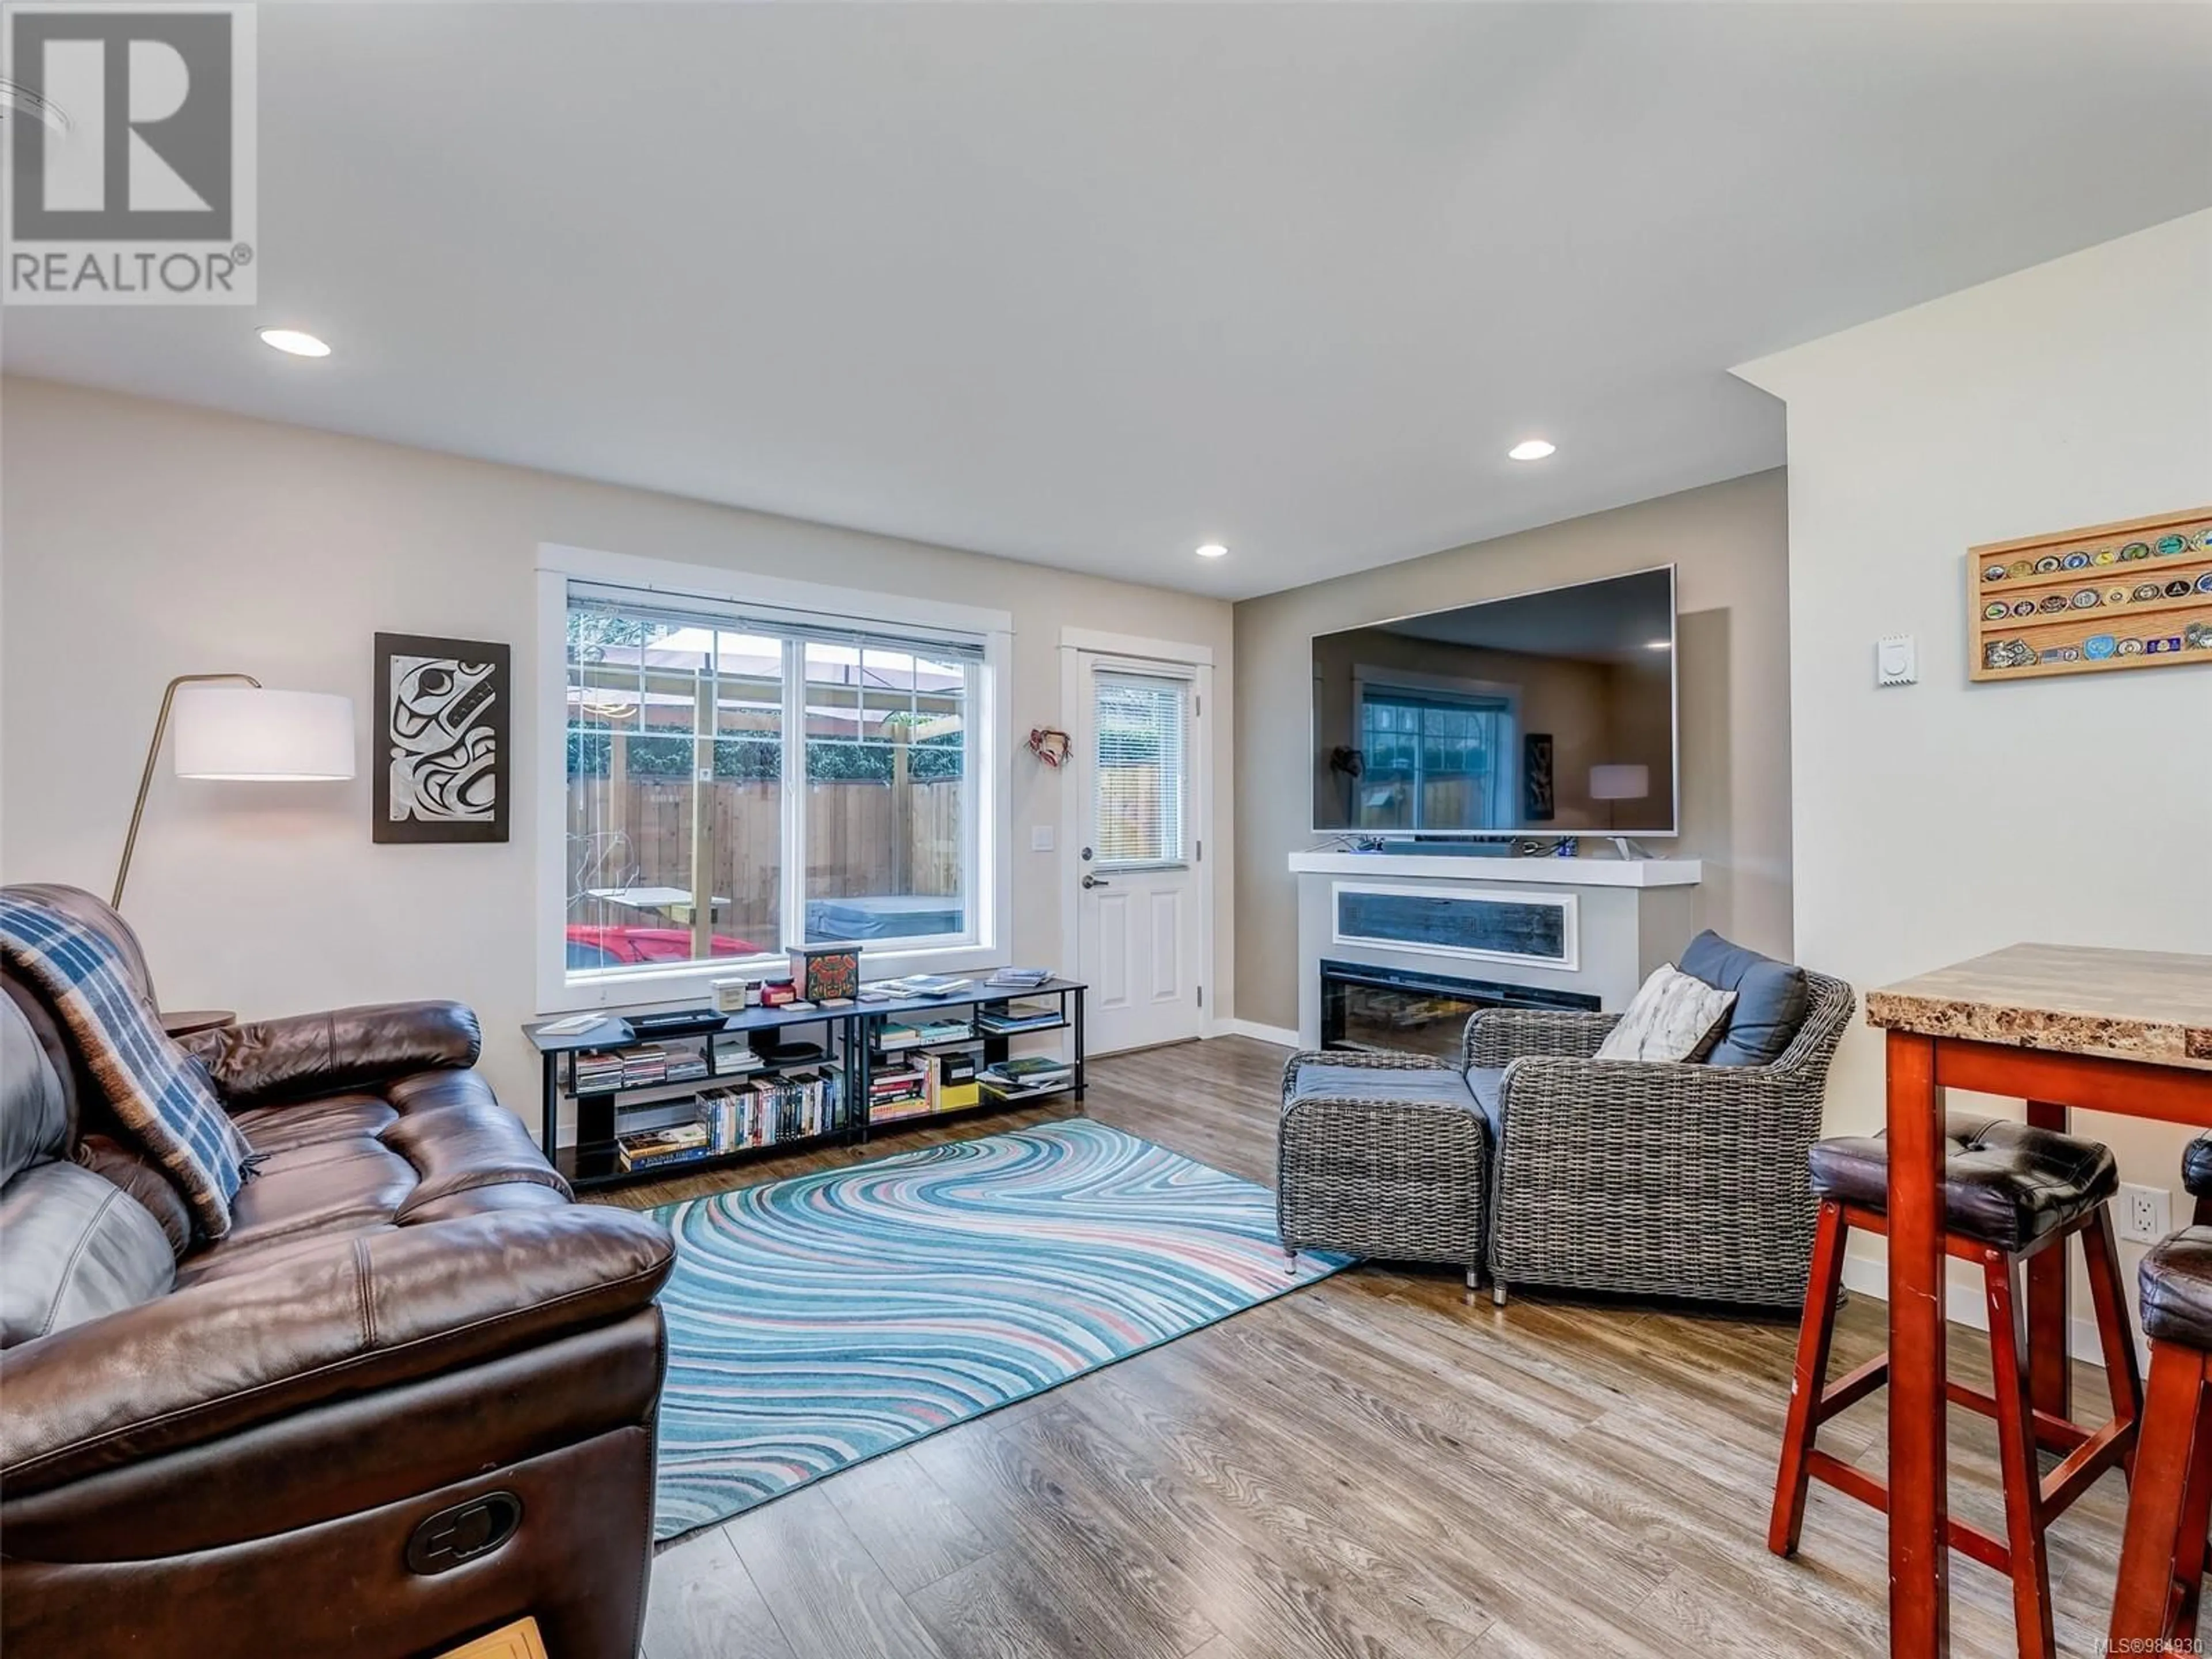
xmin=524 ymin=979 xmax=1086 ymax=1193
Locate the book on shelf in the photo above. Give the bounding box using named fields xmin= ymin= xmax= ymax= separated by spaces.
xmin=869 ymin=1066 xmax=928 ymax=1105
xmin=986 ymin=967 xmax=1054 ymax=990
xmin=711 ymin=1032 xmax=763 ymax=1073
xmin=874 ymin=1018 xmax=975 ymax=1054
xmin=975 ymin=1002 xmax=1063 ymax=1035
xmin=979 ymin=1055 xmax=1073 ymax=1097
xmin=616 ymin=1121 xmax=713 ymax=1172
xmin=922 ymin=1050 xmax=980 ymax=1113
xmin=699 ymin=1066 xmax=843 ymax=1154
xmin=994 ymin=1055 xmax=1072 ymax=1081
xmin=869 ymin=1099 xmax=927 ymax=1124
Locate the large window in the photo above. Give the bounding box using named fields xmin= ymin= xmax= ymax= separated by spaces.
xmin=1354 ymin=684 xmax=1512 ymax=832
xmin=560 ymin=581 xmax=987 ymax=987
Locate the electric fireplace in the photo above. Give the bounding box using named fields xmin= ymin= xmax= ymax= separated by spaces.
xmin=1319 ymin=958 xmax=1600 ymax=1060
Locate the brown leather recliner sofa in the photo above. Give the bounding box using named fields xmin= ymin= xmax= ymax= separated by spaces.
xmin=0 ymin=885 xmax=675 ymax=1658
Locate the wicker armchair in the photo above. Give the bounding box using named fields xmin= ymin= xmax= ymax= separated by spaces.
xmin=1471 ymin=971 xmax=1855 ymax=1309
xmin=1277 ymin=1048 xmax=1489 ymax=1282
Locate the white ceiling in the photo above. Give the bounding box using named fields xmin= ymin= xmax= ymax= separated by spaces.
xmin=6 ymin=3 xmax=2209 ymax=600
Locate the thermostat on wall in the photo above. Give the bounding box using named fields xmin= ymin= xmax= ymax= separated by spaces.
xmin=1877 ymin=635 xmax=1917 ymax=687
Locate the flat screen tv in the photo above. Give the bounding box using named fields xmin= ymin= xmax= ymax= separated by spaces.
xmin=1311 ymin=566 xmax=1677 ymax=838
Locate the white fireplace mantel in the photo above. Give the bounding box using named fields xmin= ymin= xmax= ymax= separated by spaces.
xmin=1289 ymin=850 xmax=1705 ymax=1047
xmin=1287 ymin=852 xmax=1702 ymax=889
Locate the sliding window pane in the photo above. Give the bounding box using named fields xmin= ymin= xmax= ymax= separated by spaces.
xmin=802 ymin=644 xmax=969 ymax=945
xmin=565 ymin=605 xmax=779 ymax=973
xmin=709 ymin=630 xmax=784 ymax=953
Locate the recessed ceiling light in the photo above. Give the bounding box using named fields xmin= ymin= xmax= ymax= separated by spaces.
xmin=257 ymin=327 xmax=331 ymax=358
xmin=1645 ymin=639 xmax=1672 ymax=651
xmin=1508 ymin=439 xmax=1556 ymax=462
xmin=1194 ymin=543 xmax=1229 ymax=559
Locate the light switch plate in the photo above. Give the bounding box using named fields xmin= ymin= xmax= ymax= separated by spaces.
xmin=1030 ymin=825 xmax=1055 ymax=852
xmin=1877 ymin=635 xmax=1917 ymax=687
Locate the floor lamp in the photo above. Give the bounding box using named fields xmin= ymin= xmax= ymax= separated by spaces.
xmin=114 ymin=675 xmax=357 ymax=908
xmin=1588 ymin=763 xmax=1650 ymax=861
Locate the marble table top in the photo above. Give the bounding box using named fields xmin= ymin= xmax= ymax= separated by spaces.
xmin=1866 ymin=943 xmax=2212 ymax=1070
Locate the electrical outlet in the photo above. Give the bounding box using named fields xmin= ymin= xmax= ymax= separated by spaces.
xmin=2119 ymin=1182 xmax=2172 ymax=1244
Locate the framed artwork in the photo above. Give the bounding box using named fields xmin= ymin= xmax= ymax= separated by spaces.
xmin=373 ymin=632 xmax=510 ymax=843
xmin=1522 ymin=732 xmax=1555 ymax=821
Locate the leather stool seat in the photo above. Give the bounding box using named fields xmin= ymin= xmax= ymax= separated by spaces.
xmin=2184 ymin=1133 xmax=2212 ymax=1202
xmin=1808 ymin=1112 xmax=2118 ymax=1252
xmin=2140 ymin=1226 xmax=2212 ymax=1354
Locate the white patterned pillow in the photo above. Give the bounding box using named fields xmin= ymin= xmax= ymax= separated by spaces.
xmin=1595 ymin=963 xmax=1738 ymax=1064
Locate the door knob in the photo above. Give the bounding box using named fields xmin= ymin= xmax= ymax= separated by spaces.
xmin=1081 ymin=874 xmax=1111 ymax=890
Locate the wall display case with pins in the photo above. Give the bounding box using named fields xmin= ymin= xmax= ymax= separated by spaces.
xmin=1969 ymin=507 xmax=2212 ymax=683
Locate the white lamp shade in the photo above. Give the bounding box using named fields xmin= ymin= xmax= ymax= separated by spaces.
xmin=172 ymin=688 xmax=356 ymax=781
xmin=1588 ymin=763 xmax=1650 ymax=802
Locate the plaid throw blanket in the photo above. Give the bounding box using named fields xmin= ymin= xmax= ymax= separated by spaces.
xmin=0 ymin=892 xmax=253 ymax=1240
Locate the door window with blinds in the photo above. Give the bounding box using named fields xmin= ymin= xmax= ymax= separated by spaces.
xmin=564 ymin=583 xmax=982 ymax=980
xmin=1090 ymin=671 xmax=1190 ymax=870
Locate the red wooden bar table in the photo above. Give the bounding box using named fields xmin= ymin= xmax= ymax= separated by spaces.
xmin=1866 ymin=944 xmax=2212 ymax=1658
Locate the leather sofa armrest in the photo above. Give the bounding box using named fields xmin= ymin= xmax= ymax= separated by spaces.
xmin=180 ymin=1001 xmax=482 ymax=1106
xmin=0 ymin=1205 xmax=673 ymax=1495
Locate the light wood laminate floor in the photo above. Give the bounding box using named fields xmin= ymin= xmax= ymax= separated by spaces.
xmin=607 ymin=1036 xmax=2139 ymax=1659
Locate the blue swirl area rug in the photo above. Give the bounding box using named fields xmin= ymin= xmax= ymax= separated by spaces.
xmin=648 ymin=1119 xmax=1347 ymax=1541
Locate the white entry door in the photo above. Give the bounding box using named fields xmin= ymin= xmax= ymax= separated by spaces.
xmin=1073 ymin=656 xmax=1205 ymax=1054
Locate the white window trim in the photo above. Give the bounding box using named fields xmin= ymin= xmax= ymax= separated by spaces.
xmin=534 ymin=543 xmax=1014 ymax=1014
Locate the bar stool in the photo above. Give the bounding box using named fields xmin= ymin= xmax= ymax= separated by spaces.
xmin=1768 ymin=1113 xmax=2143 ymax=1659
xmin=2186 ymin=1130 xmax=2212 ymax=1226
xmin=2109 ymin=1226 xmax=2212 ymax=1649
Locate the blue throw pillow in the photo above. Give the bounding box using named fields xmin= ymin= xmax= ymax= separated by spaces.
xmin=1678 ymin=930 xmax=1809 ymax=1069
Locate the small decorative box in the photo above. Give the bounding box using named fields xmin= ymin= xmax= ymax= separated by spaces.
xmin=789 ymin=945 xmax=861 ymax=1003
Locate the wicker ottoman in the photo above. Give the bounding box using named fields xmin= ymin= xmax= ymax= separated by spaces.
xmin=1277 ymin=1050 xmax=1491 ymax=1286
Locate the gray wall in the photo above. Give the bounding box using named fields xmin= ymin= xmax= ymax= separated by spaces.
xmin=2 ymin=376 xmax=1236 ymax=1116
xmin=1234 ymin=469 xmax=1792 ymax=1032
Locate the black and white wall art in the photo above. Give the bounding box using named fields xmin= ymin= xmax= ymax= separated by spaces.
xmin=1522 ymin=732 xmax=1555 ymax=822
xmin=373 ymin=632 xmax=511 ymax=843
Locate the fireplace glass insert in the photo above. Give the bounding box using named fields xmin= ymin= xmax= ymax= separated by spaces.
xmin=1320 ymin=959 xmax=1600 ymax=1060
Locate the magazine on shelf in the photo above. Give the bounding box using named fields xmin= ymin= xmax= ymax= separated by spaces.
xmin=976 ymin=1002 xmax=1063 ymax=1034
xmin=873 ymin=974 xmax=974 ymax=999
xmin=986 ymin=967 xmax=1054 ymax=990
xmin=979 ymin=1053 xmax=1073 ymax=1098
